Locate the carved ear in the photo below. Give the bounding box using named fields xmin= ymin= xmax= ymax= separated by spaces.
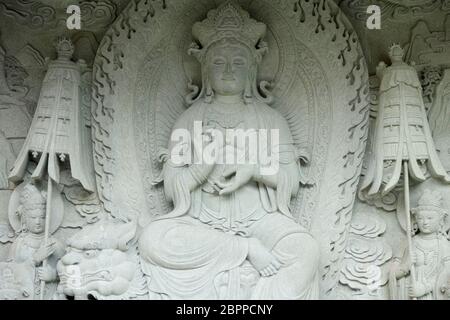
xmin=16 ymin=205 xmax=23 ymax=217
xmin=205 ymin=78 xmax=214 ymax=103
xmin=296 ymin=147 xmax=311 ymax=165
xmin=188 ymin=43 xmax=203 ymax=61
xmin=255 ymin=41 xmax=268 ymax=63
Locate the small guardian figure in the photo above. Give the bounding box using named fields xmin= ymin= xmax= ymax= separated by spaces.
xmin=390 ymin=190 xmax=450 ymax=300
xmin=5 ymin=184 xmax=65 ymax=299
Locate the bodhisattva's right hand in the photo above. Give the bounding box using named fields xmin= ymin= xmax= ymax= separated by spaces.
xmin=33 ymin=240 xmax=56 ymax=265
xmin=191 ymin=125 xmax=224 ymax=181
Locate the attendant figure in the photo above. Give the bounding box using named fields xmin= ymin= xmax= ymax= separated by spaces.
xmin=7 ymin=184 xmax=64 ymax=299
xmin=390 ymin=190 xmax=450 ymax=300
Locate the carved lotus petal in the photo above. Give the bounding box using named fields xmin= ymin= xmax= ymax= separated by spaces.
xmin=350 ymin=214 xmax=387 ymax=238
xmin=340 ymin=261 xmax=389 ymax=291
xmin=345 ymin=238 xmax=392 ymax=265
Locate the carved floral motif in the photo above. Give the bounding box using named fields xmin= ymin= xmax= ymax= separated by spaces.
xmin=340 ymin=211 xmax=392 ymax=296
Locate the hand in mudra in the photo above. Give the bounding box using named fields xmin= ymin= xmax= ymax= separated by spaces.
xmin=214 ymin=164 xmax=257 ymax=195
xmin=189 ymin=125 xmax=225 ymax=181
xmin=195 ymin=125 xmax=224 ymax=162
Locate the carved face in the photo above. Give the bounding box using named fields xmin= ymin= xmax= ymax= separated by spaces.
xmin=206 ymin=43 xmax=251 ymax=97
xmin=389 ymin=48 xmax=404 ymax=63
xmin=415 ymin=210 xmax=442 ymax=234
xmin=24 ymin=208 xmax=45 ymax=234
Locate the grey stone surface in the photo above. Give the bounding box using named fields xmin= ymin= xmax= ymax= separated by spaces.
xmin=0 ymin=0 xmax=448 ymax=300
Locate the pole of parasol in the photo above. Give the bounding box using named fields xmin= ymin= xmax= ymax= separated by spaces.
xmin=39 ymin=176 xmax=53 ymax=300
xmin=403 ymin=161 xmax=417 ymax=299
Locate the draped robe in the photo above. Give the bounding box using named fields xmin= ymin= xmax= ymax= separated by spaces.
xmin=139 ymin=100 xmax=320 ymax=300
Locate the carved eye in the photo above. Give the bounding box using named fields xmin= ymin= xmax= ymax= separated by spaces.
xmin=233 ymin=59 xmax=246 ymax=66
xmin=213 ymin=59 xmax=225 ymax=65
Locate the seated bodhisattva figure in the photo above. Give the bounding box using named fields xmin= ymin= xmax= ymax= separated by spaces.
xmin=139 ymin=2 xmax=320 ymax=299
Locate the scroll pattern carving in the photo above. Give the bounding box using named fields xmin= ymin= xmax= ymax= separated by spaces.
xmin=338 ymin=0 xmax=450 ymax=23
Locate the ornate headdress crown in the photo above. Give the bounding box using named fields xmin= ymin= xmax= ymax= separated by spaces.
xmin=412 ymin=189 xmax=447 ymax=216
xmin=191 ymin=2 xmax=266 ymax=54
xmin=388 ymin=43 xmax=404 ymax=57
xmin=55 ymin=36 xmax=74 ymax=59
xmin=19 ymin=184 xmax=46 ymax=213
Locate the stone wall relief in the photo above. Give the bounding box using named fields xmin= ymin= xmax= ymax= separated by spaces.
xmin=0 ymin=36 xmax=101 ymax=299
xmin=3 ymin=0 xmax=448 ymax=301
xmin=338 ymin=0 xmax=450 ymax=24
xmin=0 ymin=0 xmax=133 ymax=300
xmin=337 ymin=0 xmax=450 ymax=74
xmin=0 ymin=0 xmax=123 ymax=32
xmin=354 ymin=41 xmax=450 ymax=299
xmin=0 ymin=36 xmax=35 ymax=156
xmin=1 ymin=182 xmax=65 ymax=300
xmin=0 ymin=166 xmax=103 ymax=300
xmin=339 ymin=205 xmax=392 ymax=299
xmin=390 ymin=189 xmax=450 ymax=300
xmin=405 ymin=14 xmax=450 ymax=70
xmin=429 ymin=68 xmax=450 ymax=173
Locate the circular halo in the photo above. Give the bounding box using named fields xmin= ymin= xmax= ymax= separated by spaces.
xmin=8 ymin=182 xmax=64 ymax=234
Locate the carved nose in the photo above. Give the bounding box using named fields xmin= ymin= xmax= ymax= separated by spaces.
xmin=223 ymin=63 xmax=234 ymax=77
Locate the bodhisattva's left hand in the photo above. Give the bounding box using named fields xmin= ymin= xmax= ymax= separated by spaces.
xmin=214 ymin=164 xmax=257 ymax=195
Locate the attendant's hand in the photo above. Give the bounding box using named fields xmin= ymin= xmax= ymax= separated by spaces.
xmin=408 ymin=282 xmax=430 ymax=299
xmin=38 ymin=265 xmax=57 ymax=282
xmin=394 ymin=266 xmax=409 ymax=280
xmin=33 ymin=240 xmax=56 ymax=265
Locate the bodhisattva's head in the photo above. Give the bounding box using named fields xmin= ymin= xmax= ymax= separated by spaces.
xmin=415 ymin=210 xmax=443 ymax=234
xmin=205 ymin=39 xmax=251 ymax=97
xmin=412 ymin=190 xmax=447 ymax=235
xmin=188 ymin=2 xmax=269 ymax=104
xmin=17 ymin=184 xmax=46 ymax=234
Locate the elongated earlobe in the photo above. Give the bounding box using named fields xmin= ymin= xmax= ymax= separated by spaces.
xmin=205 ymin=80 xmax=214 ymax=103
xmin=244 ymin=75 xmax=253 ymax=104
xmin=244 ymin=65 xmax=256 ymax=104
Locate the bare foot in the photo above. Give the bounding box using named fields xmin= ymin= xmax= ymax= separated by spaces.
xmin=247 ymin=238 xmax=281 ymax=277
